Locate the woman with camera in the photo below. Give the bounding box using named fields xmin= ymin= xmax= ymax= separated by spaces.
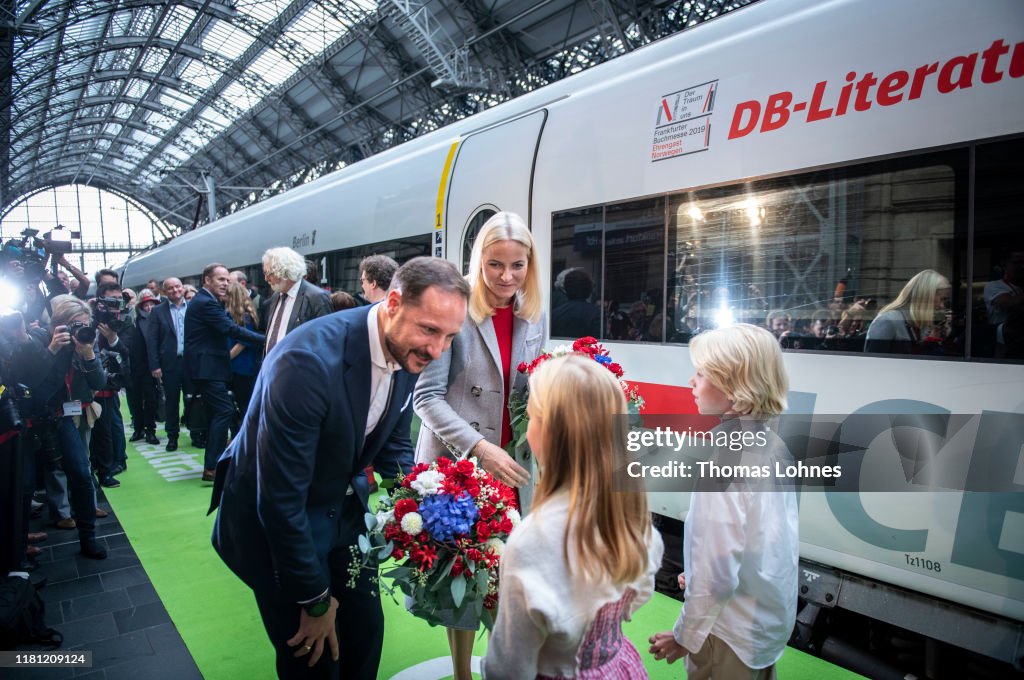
xmin=16 ymin=295 xmax=108 ymax=559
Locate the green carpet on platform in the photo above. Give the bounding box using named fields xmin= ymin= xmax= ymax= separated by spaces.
xmin=101 ymin=412 xmax=863 ymax=679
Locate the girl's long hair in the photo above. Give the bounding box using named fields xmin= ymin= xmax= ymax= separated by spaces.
xmin=529 ymin=354 xmax=650 ymax=584
xmin=226 ymin=282 xmax=259 ymax=327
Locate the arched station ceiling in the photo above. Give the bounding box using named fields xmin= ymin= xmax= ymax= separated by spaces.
xmin=0 ymin=0 xmax=755 ymax=237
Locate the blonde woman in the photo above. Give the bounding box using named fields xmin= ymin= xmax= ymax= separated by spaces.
xmin=225 ymin=282 xmax=260 ymax=431
xmin=482 ymin=355 xmax=663 ymax=679
xmin=865 ymin=269 xmax=952 ymax=354
xmin=413 ymin=211 xmax=545 ymax=679
xmin=649 ymin=323 xmax=798 ymax=679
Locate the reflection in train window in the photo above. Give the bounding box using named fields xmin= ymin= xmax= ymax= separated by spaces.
xmin=550 ymin=207 xmax=603 ymax=339
xmin=603 ymin=198 xmax=665 ymax=343
xmin=668 ymin=153 xmax=965 ymax=357
xmin=973 ymin=138 xmax=1024 ymax=361
xmin=462 ymin=208 xmax=497 ymax=275
xmin=322 ymin=234 xmax=431 ymax=300
xmin=550 ymin=145 xmax=993 ymax=359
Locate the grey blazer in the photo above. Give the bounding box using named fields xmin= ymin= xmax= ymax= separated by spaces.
xmin=414 ymin=310 xmax=545 ymax=507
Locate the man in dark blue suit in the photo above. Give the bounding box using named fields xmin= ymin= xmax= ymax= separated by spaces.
xmin=210 ymin=257 xmax=468 ymax=679
xmin=184 ymin=264 xmax=265 ymax=481
xmin=145 ymin=277 xmax=189 ymax=452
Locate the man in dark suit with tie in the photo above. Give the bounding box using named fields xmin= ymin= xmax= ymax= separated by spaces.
xmin=184 ymin=264 xmax=265 ymax=481
xmin=210 ymin=257 xmax=469 ymax=679
xmin=145 ymin=277 xmax=190 ymax=452
xmin=261 ymin=247 xmax=332 ymax=356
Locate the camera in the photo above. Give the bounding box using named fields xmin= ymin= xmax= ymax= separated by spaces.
xmin=95 ymin=295 xmax=127 ymax=332
xmin=0 ymin=383 xmax=25 ymax=435
xmin=67 ymin=320 xmax=96 ymax=344
xmin=98 ymin=349 xmax=126 ymax=391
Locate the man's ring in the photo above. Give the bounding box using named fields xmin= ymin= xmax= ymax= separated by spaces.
xmin=303 ymin=645 xmax=312 ymax=651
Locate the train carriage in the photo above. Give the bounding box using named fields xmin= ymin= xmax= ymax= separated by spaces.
xmin=122 ymin=0 xmax=1024 ymax=673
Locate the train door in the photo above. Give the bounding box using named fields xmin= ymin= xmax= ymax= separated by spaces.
xmin=444 ymin=110 xmax=547 ymax=272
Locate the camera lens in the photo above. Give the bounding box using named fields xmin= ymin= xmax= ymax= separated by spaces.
xmin=75 ymin=325 xmax=97 ymax=344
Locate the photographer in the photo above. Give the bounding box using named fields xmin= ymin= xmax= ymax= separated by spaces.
xmin=0 ymin=311 xmax=37 ymax=572
xmin=47 ymin=255 xmax=90 ymax=302
xmin=12 ymin=296 xmax=108 ymax=560
xmin=89 ymin=282 xmax=131 ymax=488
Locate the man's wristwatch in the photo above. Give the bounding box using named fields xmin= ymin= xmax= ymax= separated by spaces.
xmin=303 ymin=591 xmax=331 ymax=617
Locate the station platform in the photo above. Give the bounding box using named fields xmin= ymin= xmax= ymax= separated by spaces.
xmin=18 ymin=411 xmax=865 ymax=679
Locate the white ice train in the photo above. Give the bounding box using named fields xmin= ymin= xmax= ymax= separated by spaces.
xmin=122 ymin=0 xmax=1024 ymax=675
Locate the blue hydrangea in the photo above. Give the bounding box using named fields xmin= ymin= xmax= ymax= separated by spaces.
xmin=419 ymin=492 xmax=479 ymax=542
xmin=594 ymin=354 xmax=612 ymax=366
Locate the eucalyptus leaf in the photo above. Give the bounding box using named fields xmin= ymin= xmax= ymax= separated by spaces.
xmin=450 ymin=575 xmax=467 ymax=608
xmin=377 ymin=540 xmax=394 ymax=559
xmin=363 ymin=513 xmax=377 ymax=531
xmin=431 ymin=558 xmax=457 ymax=591
xmin=357 ymin=534 xmax=371 ymax=554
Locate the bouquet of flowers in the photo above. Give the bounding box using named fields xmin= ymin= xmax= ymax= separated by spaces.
xmin=508 ymin=336 xmax=645 ymax=451
xmin=356 ymin=456 xmax=520 ymax=630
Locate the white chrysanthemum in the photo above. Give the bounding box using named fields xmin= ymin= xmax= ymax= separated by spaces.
xmin=410 ymin=470 xmax=445 ymax=496
xmin=505 ymin=508 xmax=521 ymax=527
xmin=375 ymin=509 xmax=394 ymax=528
xmin=549 ymin=343 xmax=573 ymax=357
xmin=486 ymin=538 xmax=505 ymax=556
xmin=401 ymin=512 xmax=424 ymax=536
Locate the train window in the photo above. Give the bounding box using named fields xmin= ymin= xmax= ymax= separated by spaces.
xmin=553 ymin=149 xmax=971 ymax=357
xmin=550 ymin=207 xmax=603 ymax=339
xmin=603 ymin=198 xmax=666 ymax=342
xmin=462 ymin=208 xmax=497 ymax=275
xmin=971 ymin=137 xmax=1024 ymax=361
xmin=323 ymin=234 xmax=431 ymax=298
xmin=665 ymin=153 xmax=967 ymax=357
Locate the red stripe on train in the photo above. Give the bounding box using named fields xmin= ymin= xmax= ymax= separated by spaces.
xmin=627 ymin=381 xmax=699 ymax=415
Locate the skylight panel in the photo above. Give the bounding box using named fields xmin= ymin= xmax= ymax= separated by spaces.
xmin=178 ymin=59 xmax=220 ymax=90
xmin=237 ymin=1 xmax=283 ymax=26
xmin=64 ymin=14 xmax=107 ymax=43
xmin=198 ymin=105 xmax=232 ymax=132
xmin=159 ymin=5 xmax=198 ymax=42
xmin=159 ymin=90 xmax=197 ymax=112
xmin=202 ymin=19 xmax=257 ymax=61
xmin=249 ymin=48 xmax=298 ymax=88
xmin=218 ymin=80 xmax=257 ymax=113
xmin=145 ymin=112 xmax=179 ymax=132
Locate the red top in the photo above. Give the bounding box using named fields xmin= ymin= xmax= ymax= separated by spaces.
xmin=493 ymin=304 xmax=515 ymax=447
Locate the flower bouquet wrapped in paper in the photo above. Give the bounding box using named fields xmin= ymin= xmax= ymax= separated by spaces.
xmin=356 ymin=456 xmax=519 ymax=630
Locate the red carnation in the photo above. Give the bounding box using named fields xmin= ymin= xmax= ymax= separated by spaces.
xmin=475 ymin=520 xmax=492 ymax=541
xmin=607 ymin=362 xmax=624 ymax=378
xmin=394 ymin=498 xmax=419 ymax=520
xmin=573 ymin=336 xmax=598 ymax=351
xmin=450 ymin=558 xmax=465 ymax=577
xmin=478 ymin=504 xmax=496 ymax=521
xmin=391 ymin=548 xmax=405 ymax=560
xmin=455 ymin=459 xmax=475 ymax=476
xmin=517 ymin=361 xmax=528 ymax=373
xmin=466 ymin=548 xmax=484 ymax=563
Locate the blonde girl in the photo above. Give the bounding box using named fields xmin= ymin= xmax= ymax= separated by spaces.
xmin=483 ymin=354 xmax=663 ymax=679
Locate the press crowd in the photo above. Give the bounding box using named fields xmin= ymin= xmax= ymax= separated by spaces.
xmin=0 ymin=246 xmax=382 ymax=571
